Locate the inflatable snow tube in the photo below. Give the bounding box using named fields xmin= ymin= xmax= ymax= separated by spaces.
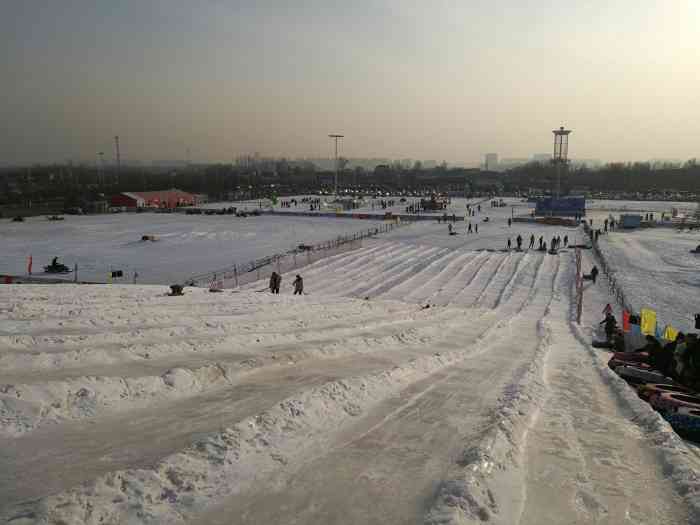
xmin=608 ymin=357 xmax=650 ymax=371
xmin=614 ymin=365 xmax=670 ymax=386
xmin=593 ymin=340 xmax=614 ymax=349
xmin=676 ymin=405 xmax=700 ymax=416
xmin=637 ymin=383 xmax=688 ymax=401
xmin=664 ymin=412 xmax=700 ymax=436
xmin=650 ymin=392 xmax=700 ymax=413
xmin=612 ymin=351 xmax=649 ymax=362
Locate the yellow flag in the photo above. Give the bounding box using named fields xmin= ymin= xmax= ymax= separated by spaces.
xmin=640 ymin=308 xmax=657 ymax=336
xmin=663 ymin=325 xmax=678 ymax=342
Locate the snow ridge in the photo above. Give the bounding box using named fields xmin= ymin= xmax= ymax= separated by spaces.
xmin=423 ymin=255 xmax=565 ymax=525
xmin=2 ymin=302 xmax=520 ymax=523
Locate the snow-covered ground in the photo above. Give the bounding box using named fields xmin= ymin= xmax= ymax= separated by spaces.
xmin=2 ymin=221 xmax=700 ymax=523
xmin=208 ymin=195 xmax=531 ymax=218
xmin=0 ymin=213 xmax=384 ymax=285
xmin=597 ymin=227 xmax=700 ymax=332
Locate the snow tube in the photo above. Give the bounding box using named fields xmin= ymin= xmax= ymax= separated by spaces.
xmin=650 ymin=392 xmax=700 ymax=413
xmin=676 ymin=405 xmax=700 ymax=416
xmin=637 ymin=383 xmax=688 ymax=401
xmin=593 ymin=340 xmax=614 ymax=349
xmin=608 ymin=357 xmax=650 ymax=371
xmin=614 ymin=365 xmax=669 ymax=385
xmin=664 ymin=412 xmax=700 ymax=435
xmin=612 ymin=351 xmax=649 ymax=363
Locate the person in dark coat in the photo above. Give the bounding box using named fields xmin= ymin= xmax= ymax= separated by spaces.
xmin=269 ymin=272 xmax=278 ymax=293
xmin=529 ymin=234 xmax=535 ymax=249
xmin=600 ymin=312 xmax=617 ymax=342
xmin=516 ymin=234 xmax=523 ymax=250
xmin=590 ymin=265 xmax=599 ymax=284
xmin=274 ymin=272 xmax=282 ymax=293
xmin=293 ymin=275 xmax=304 ymax=295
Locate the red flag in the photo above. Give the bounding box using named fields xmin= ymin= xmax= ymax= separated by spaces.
xmin=27 ymin=255 xmax=32 ymax=275
xmin=623 ymin=310 xmax=630 ymax=332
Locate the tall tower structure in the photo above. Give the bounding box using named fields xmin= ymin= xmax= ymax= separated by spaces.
xmin=328 ymin=134 xmax=344 ymax=197
xmin=552 ymin=126 xmax=572 ymax=199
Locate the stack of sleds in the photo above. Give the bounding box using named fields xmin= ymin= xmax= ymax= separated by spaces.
xmin=608 ymin=351 xmax=700 ymax=439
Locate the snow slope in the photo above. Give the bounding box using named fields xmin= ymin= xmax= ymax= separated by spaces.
xmin=2 ymin=223 xmax=699 ymax=523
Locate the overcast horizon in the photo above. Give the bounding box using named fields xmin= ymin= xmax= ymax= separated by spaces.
xmin=2 ymin=1 xmax=699 ymax=166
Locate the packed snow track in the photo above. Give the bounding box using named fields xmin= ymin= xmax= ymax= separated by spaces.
xmin=0 ymin=239 xmax=695 ymax=524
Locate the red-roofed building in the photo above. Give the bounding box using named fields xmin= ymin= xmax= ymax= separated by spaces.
xmin=110 ymin=189 xmax=197 ymax=209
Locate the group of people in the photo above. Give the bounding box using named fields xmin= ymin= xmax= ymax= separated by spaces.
xmin=600 ymin=309 xmax=700 ymax=389
xmin=269 ymin=272 xmax=304 ymax=295
xmin=501 ymin=233 xmax=569 ymax=252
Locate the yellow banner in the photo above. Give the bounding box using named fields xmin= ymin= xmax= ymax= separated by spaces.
xmin=663 ymin=325 xmax=679 ymax=342
xmin=640 ymin=308 xmax=657 ymax=336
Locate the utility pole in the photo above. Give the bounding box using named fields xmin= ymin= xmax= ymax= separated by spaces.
xmin=328 ymin=134 xmax=344 ymax=197
xmin=114 ymin=135 xmax=121 ymax=186
xmin=98 ymin=151 xmax=104 ymax=186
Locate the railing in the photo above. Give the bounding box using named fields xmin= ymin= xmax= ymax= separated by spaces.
xmin=186 ymin=219 xmax=410 ymax=289
xmin=583 ymin=223 xmax=633 ymax=312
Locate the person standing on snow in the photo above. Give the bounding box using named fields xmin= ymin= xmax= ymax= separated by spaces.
xmin=507 ymin=238 xmax=512 ymax=250
xmin=269 ymin=272 xmax=279 ymax=294
xmin=274 ymin=272 xmax=282 ymax=294
xmin=293 ymin=275 xmax=304 ymax=295
xmin=600 ymin=312 xmax=618 ymax=342
xmin=529 ymin=234 xmax=535 ymax=249
xmin=590 ymin=265 xmax=599 ymax=284
xmin=516 ymin=234 xmax=523 ymax=251
xmin=564 ymin=235 xmax=569 ymax=247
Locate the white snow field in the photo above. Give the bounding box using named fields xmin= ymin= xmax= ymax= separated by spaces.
xmin=0 ymin=213 xmax=384 ymax=285
xmin=3 ymin=226 xmax=700 ymax=524
xmin=597 ymin=227 xmax=700 ymax=332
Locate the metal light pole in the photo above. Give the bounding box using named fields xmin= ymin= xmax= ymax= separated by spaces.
xmin=329 ymin=134 xmax=344 ymax=197
xmin=114 ymin=135 xmax=121 ymax=186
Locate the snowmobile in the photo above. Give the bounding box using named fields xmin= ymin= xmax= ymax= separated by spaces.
xmin=44 ymin=262 xmax=72 ymax=274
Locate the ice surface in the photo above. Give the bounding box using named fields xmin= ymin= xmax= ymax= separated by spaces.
xmin=0 ymin=213 xmax=384 ymax=284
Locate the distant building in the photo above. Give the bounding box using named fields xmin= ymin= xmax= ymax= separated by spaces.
xmin=484 ymin=153 xmax=499 ymax=171
xmin=110 ymin=189 xmax=196 ymax=209
xmin=499 ymin=158 xmax=529 ymax=170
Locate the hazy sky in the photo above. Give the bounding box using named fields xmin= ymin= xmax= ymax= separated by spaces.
xmin=2 ymin=1 xmax=699 ymax=165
